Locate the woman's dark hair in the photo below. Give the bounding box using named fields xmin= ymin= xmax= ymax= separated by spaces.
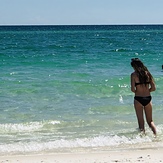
xmin=131 ymin=58 xmax=153 ymax=83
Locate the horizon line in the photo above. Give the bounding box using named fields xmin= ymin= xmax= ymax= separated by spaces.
xmin=1 ymin=24 xmax=163 ymax=26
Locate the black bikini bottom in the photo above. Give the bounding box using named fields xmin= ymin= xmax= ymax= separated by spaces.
xmin=134 ymin=96 xmax=152 ymax=106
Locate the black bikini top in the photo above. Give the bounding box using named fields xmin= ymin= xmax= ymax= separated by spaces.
xmin=135 ymin=82 xmax=150 ymax=86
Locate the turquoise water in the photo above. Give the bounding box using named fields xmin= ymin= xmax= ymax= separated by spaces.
xmin=0 ymin=25 xmax=163 ymax=154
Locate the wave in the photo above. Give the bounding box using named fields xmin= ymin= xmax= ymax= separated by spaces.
xmin=0 ymin=127 xmax=162 ymax=154
xmin=0 ymin=120 xmax=162 ymax=154
xmin=0 ymin=120 xmax=163 ymax=155
xmin=0 ymin=120 xmax=61 ymax=133
xmin=109 ymin=48 xmax=133 ymax=52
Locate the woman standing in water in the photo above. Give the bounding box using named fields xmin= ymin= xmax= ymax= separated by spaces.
xmin=130 ymin=58 xmax=157 ymax=135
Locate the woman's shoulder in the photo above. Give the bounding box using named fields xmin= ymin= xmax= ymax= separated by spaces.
xmin=131 ymin=71 xmax=138 ymax=77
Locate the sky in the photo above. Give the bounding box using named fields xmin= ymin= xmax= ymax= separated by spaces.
xmin=0 ymin=0 xmax=163 ymax=25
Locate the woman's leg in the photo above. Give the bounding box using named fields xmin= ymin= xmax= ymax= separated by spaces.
xmin=134 ymin=100 xmax=145 ymax=132
xmin=144 ymin=102 xmax=157 ymax=135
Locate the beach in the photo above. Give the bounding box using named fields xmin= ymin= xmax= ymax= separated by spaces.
xmin=0 ymin=148 xmax=163 ymax=163
xmin=0 ymin=25 xmax=163 ymax=160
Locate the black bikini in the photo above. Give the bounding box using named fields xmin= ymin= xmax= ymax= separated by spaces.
xmin=134 ymin=82 xmax=151 ymax=106
xmin=134 ymin=96 xmax=152 ymax=106
xmin=135 ymin=82 xmax=150 ymax=86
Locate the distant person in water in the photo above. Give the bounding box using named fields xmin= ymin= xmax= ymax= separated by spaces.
xmin=130 ymin=58 xmax=156 ymax=135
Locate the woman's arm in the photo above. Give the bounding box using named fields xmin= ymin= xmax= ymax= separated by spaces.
xmin=149 ymin=79 xmax=156 ymax=92
xmin=131 ymin=73 xmax=136 ymax=93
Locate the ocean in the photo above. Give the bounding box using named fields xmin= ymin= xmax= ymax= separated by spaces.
xmin=0 ymin=25 xmax=163 ymax=155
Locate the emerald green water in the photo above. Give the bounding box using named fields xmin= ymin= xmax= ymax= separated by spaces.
xmin=0 ymin=25 xmax=163 ymax=154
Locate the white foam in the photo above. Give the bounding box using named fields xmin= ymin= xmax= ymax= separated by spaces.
xmin=0 ymin=134 xmax=155 ymax=154
xmin=0 ymin=120 xmax=61 ymax=133
xmin=0 ymin=123 xmax=162 ymax=154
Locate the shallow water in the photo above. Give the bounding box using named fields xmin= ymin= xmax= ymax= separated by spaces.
xmin=0 ymin=25 xmax=163 ymax=154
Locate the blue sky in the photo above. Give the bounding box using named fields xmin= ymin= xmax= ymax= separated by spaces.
xmin=0 ymin=0 xmax=163 ymax=25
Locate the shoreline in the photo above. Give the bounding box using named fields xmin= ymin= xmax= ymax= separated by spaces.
xmin=0 ymin=149 xmax=162 ymax=163
xmin=0 ymin=146 xmax=163 ymax=163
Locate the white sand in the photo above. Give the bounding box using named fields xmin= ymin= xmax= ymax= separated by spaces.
xmin=0 ymin=148 xmax=163 ymax=163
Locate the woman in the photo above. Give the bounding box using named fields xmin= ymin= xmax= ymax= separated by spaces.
xmin=130 ymin=58 xmax=156 ymax=135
